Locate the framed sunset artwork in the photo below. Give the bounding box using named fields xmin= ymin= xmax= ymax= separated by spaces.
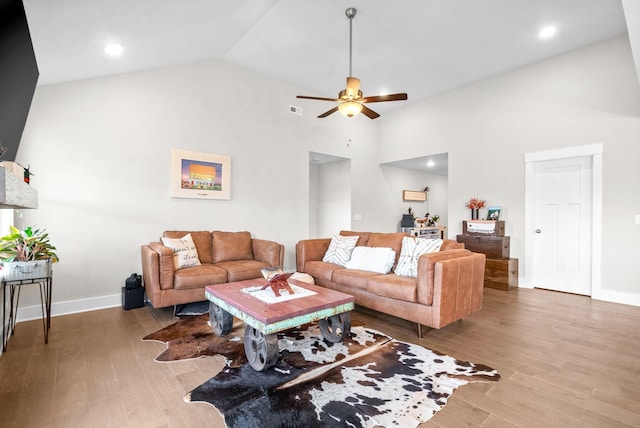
xmin=170 ymin=149 xmax=231 ymax=200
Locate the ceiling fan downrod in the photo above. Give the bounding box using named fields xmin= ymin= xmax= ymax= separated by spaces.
xmin=346 ymin=7 xmax=356 ymax=77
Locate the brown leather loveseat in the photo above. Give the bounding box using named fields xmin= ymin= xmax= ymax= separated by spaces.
xmin=296 ymin=231 xmax=485 ymax=336
xmin=141 ymin=230 xmax=284 ymax=308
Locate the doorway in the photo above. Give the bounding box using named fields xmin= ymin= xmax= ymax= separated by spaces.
xmin=524 ymin=144 xmax=603 ymax=296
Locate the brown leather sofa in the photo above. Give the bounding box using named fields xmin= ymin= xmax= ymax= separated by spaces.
xmin=296 ymin=231 xmax=485 ymax=336
xmin=141 ymin=230 xmax=284 ymax=308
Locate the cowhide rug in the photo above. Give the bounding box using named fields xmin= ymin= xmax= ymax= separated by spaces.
xmin=143 ymin=315 xmax=500 ymax=428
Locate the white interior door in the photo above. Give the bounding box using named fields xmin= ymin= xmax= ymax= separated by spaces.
xmin=532 ymin=156 xmax=592 ymax=295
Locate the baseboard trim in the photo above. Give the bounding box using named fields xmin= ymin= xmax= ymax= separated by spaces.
xmin=15 ymin=293 xmax=122 ymax=322
xmin=592 ymin=289 xmax=640 ymax=307
xmin=12 ymin=284 xmax=640 ymax=323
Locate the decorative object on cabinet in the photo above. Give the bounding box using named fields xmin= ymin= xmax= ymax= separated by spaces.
xmin=465 ymin=197 xmax=486 ymax=220
xmin=463 ymin=220 xmax=505 ymax=236
xmin=487 ymin=206 xmax=501 ymax=220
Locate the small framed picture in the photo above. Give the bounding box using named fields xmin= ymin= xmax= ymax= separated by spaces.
xmin=171 ymin=149 xmax=231 ymax=200
xmin=487 ymin=206 xmax=501 ymax=220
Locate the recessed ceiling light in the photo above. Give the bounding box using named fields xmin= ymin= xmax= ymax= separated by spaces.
xmin=539 ymin=26 xmax=557 ymax=39
xmin=104 ymin=43 xmax=124 ymax=56
xmin=426 ymin=160 xmax=435 ymax=168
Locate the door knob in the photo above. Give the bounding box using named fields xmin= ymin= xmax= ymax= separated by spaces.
xmin=535 ymin=229 xmax=542 ymax=234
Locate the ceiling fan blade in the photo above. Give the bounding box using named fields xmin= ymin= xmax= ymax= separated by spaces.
xmin=362 ymin=94 xmax=407 ymax=103
xmin=297 ymin=95 xmax=340 ymax=102
xmin=361 ymin=105 xmax=380 ymax=119
xmin=318 ymin=106 xmax=339 ymax=118
xmin=362 ymin=93 xmax=408 ymax=103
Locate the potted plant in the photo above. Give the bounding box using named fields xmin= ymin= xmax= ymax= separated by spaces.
xmin=0 ymin=226 xmax=58 ymax=280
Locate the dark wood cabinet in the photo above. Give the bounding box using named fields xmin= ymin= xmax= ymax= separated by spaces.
xmin=484 ymin=258 xmax=518 ymax=290
xmin=457 ymin=224 xmax=518 ymax=290
xmin=456 ymin=235 xmax=510 ymax=259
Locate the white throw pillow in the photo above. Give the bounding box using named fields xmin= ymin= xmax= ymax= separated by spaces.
xmin=322 ymin=234 xmax=359 ymax=266
xmin=161 ymin=233 xmax=202 ymax=269
xmin=344 ymin=246 xmax=396 ymax=274
xmin=394 ymin=237 xmax=443 ymax=277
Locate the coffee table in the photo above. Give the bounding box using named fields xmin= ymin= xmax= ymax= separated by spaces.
xmin=205 ymin=278 xmax=355 ymax=371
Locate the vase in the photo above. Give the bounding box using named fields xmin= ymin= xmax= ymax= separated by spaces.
xmin=471 ymin=208 xmax=479 ymax=220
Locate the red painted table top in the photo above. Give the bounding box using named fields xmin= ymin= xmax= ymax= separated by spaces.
xmin=205 ymin=278 xmax=354 ymax=326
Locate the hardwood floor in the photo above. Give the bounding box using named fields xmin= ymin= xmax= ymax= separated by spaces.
xmin=1 ymin=287 xmax=639 ymax=427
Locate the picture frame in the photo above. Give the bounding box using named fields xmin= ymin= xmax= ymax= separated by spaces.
xmin=487 ymin=206 xmax=501 ymax=221
xmin=402 ymin=190 xmax=427 ymax=202
xmin=171 ymin=149 xmax=231 ymax=200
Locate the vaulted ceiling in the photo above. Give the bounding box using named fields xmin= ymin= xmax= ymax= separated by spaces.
xmin=23 ymin=0 xmax=636 ymax=118
xmin=21 ymin=0 xmax=640 ymax=175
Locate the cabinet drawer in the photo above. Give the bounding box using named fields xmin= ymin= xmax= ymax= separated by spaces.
xmin=456 ymin=235 xmax=510 ymax=259
xmin=484 ymin=258 xmax=518 ymax=290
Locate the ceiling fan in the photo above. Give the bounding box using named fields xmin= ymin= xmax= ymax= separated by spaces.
xmin=296 ymin=7 xmax=408 ymax=119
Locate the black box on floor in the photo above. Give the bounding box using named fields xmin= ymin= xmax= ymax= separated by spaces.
xmin=122 ymin=286 xmax=144 ymax=310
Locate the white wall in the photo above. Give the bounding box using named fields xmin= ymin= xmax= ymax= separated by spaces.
xmin=316 ymin=159 xmax=351 ymax=237
xmin=16 ymin=60 xmax=380 ymax=316
xmin=378 ymin=35 xmax=640 ymax=302
xmin=380 ymin=166 xmax=448 ymax=230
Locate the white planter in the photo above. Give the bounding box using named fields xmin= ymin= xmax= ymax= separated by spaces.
xmin=2 ymin=260 xmax=52 ymax=281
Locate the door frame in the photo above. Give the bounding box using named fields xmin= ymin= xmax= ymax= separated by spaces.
xmin=523 ymin=143 xmax=603 ymax=298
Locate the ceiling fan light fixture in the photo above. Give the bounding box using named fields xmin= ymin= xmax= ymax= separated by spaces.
xmin=338 ymin=101 xmax=363 ymax=117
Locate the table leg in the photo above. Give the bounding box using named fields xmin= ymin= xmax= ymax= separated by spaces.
xmin=244 ymin=326 xmax=278 ymax=371
xmin=318 ymin=312 xmax=352 ymax=343
xmin=37 ymin=281 xmax=50 ymax=344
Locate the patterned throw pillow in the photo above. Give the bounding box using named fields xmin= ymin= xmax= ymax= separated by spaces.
xmin=394 ymin=237 xmax=443 ymax=277
xmin=345 ymin=246 xmax=396 ymax=274
xmin=322 ymin=234 xmax=359 ymax=266
xmin=161 ymin=233 xmax=202 ymax=269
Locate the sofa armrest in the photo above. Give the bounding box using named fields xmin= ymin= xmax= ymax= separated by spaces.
xmin=416 ymin=249 xmax=472 ymax=306
xmin=296 ymin=238 xmax=331 ymax=272
xmin=251 ymin=239 xmax=284 ymax=266
xmin=429 ymin=252 xmax=485 ymax=328
xmin=142 ymin=242 xmax=176 ymax=291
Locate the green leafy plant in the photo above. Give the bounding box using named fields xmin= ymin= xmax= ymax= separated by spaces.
xmin=0 ymin=226 xmax=59 ymax=263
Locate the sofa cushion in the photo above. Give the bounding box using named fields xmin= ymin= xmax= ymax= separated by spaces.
xmin=173 ymin=264 xmax=228 ymax=290
xmin=322 ymin=234 xmax=359 ymax=266
xmin=367 ymin=232 xmax=406 ymax=266
xmin=161 ymin=233 xmax=202 ymax=269
xmin=345 ymin=246 xmax=396 ymax=274
xmin=215 ymin=259 xmax=269 ymax=282
xmin=163 ymin=231 xmax=213 ymax=264
xmin=332 ymin=269 xmax=378 ymax=290
xmin=212 ymin=231 xmax=253 ymax=263
xmin=339 ymin=230 xmax=370 ymax=247
xmin=367 ymin=274 xmax=418 ymax=303
xmin=441 ymin=239 xmax=464 ymax=251
xmin=395 ymin=237 xmax=443 ymax=277
xmin=304 ymin=260 xmax=341 ymax=282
